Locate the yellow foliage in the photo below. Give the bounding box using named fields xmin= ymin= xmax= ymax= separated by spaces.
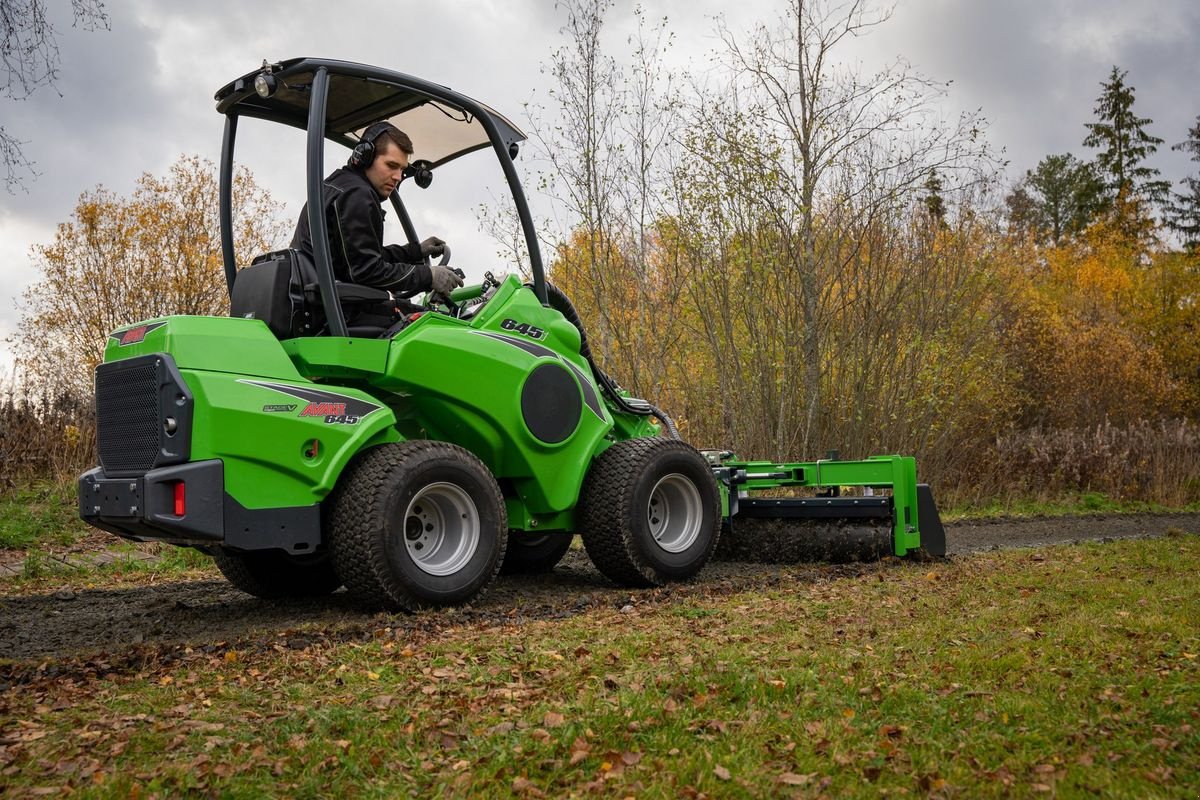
xmin=14 ymin=155 xmax=288 ymax=393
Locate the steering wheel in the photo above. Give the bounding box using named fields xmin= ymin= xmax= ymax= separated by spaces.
xmin=432 ymin=243 xmax=452 ymax=267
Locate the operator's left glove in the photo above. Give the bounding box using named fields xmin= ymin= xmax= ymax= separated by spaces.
xmin=419 ymin=236 xmax=446 ymax=257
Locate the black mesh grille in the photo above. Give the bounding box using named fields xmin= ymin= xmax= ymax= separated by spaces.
xmin=96 ymin=358 xmax=164 ymax=474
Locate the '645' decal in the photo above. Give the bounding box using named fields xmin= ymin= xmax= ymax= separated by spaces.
xmin=500 ymin=318 xmax=545 ymax=340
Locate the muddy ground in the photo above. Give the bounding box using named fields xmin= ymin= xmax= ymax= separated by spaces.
xmin=2 ymin=513 xmax=1198 ymax=664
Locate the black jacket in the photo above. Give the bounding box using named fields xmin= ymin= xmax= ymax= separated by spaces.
xmin=290 ymin=166 xmax=432 ymax=296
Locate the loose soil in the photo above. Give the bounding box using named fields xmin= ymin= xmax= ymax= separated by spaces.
xmin=2 ymin=513 xmax=1198 ymax=663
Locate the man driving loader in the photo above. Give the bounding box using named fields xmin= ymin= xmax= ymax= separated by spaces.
xmin=290 ymin=121 xmax=463 ymax=326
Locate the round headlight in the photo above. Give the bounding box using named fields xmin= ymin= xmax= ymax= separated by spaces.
xmin=254 ymin=73 xmax=277 ymax=98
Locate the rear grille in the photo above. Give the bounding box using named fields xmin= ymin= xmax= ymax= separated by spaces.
xmin=95 ymin=354 xmax=192 ymax=475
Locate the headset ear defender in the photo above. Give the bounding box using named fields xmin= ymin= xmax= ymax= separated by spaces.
xmin=349 ymin=121 xmax=394 ymax=170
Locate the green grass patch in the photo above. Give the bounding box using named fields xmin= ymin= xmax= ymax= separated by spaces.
xmin=1 ymin=543 xmax=218 ymax=595
xmin=0 ymin=481 xmax=92 ymax=550
xmin=2 ymin=536 xmax=1197 ymax=797
xmin=943 ymin=490 xmax=1200 ymax=521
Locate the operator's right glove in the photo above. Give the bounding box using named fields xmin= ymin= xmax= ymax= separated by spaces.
xmin=429 ymin=264 xmax=465 ymax=295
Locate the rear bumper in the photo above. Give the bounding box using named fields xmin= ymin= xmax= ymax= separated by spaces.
xmin=80 ymin=460 xmax=225 ymax=544
xmin=79 ymin=460 xmax=321 ymax=552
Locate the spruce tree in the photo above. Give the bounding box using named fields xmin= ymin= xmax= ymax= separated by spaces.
xmin=1167 ymin=115 xmax=1200 ymax=252
xmin=1082 ymin=66 xmax=1171 ymax=207
xmin=922 ymin=169 xmax=947 ymax=227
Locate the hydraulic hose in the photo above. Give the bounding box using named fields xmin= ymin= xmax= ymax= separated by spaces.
xmin=543 ymin=282 xmax=681 ymax=440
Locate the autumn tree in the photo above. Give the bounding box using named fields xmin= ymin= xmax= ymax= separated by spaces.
xmin=1167 ymin=115 xmax=1200 ymax=252
xmin=14 ymin=155 xmax=287 ymax=392
xmin=2 ymin=0 xmax=109 ymax=190
xmin=707 ymin=0 xmax=997 ymax=455
xmin=1082 ymin=67 xmax=1170 ymax=211
xmin=531 ymin=0 xmax=693 ymax=410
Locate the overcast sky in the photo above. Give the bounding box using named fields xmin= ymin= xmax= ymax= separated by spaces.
xmin=2 ymin=0 xmax=1198 ymax=378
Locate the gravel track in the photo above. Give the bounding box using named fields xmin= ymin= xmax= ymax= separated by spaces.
xmin=2 ymin=512 xmax=1197 ymax=663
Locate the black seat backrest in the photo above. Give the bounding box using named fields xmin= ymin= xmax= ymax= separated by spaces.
xmin=230 ymin=249 xmax=322 ymax=338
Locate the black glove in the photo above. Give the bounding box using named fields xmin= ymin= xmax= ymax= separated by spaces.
xmin=430 ymin=264 xmax=464 ymax=295
xmin=419 ymin=236 xmax=446 ymax=258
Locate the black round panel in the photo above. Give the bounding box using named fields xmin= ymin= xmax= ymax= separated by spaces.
xmin=521 ymin=363 xmax=583 ymax=444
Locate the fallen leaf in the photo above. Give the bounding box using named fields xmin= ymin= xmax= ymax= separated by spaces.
xmin=512 ymin=776 xmax=544 ymax=796
xmin=714 ymin=765 xmax=731 ymax=781
xmin=543 ymin=712 xmax=566 ymax=728
xmin=778 ymin=772 xmax=811 ymax=786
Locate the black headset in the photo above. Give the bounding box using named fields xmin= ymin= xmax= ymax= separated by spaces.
xmin=348 ymin=121 xmax=434 ymax=188
xmin=348 ymin=121 xmax=395 ymax=170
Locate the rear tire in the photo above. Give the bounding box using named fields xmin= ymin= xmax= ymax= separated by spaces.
xmin=326 ymin=440 xmax=506 ymax=611
xmin=578 ymin=438 xmax=720 ymax=587
xmin=500 ymin=531 xmax=573 ymax=574
xmin=212 ymin=549 xmax=342 ymax=599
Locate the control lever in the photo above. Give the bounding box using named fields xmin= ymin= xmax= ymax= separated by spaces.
xmin=429 ymin=267 xmax=466 ymax=315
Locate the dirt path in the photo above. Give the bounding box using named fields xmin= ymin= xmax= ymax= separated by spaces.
xmin=2 ymin=513 xmax=1197 ymax=664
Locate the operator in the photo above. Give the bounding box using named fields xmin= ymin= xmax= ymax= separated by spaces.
xmin=290 ymin=121 xmax=463 ymax=324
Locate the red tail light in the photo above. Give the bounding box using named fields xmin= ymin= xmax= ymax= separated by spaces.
xmin=174 ymin=482 xmax=186 ymax=516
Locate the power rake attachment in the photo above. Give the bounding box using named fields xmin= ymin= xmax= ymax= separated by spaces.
xmin=705 ymin=452 xmax=946 ymax=563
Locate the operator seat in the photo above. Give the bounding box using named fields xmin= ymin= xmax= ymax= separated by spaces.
xmin=230 ymin=249 xmax=395 ymax=338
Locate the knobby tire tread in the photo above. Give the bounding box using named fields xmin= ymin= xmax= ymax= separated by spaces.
xmin=326 ymin=440 xmax=505 ymax=611
xmin=579 ymin=437 xmax=719 ymax=588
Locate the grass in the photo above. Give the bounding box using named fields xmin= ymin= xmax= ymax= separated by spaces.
xmin=0 ymin=481 xmax=93 ymax=550
xmin=1 ymin=535 xmax=1197 ymax=797
xmin=2 ymin=541 xmax=217 ymax=593
xmin=942 ymin=490 xmax=1200 ymax=521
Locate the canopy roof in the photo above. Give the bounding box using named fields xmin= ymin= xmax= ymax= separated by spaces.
xmin=214 ymin=57 xmax=526 ymax=167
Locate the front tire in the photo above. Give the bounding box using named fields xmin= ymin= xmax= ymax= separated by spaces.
xmin=326 ymin=441 xmax=506 ymax=611
xmin=212 ymin=548 xmax=342 ymax=599
xmin=578 ymin=438 xmax=720 ymax=587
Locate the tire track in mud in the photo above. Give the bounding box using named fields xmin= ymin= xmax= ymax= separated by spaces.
xmin=2 ymin=513 xmax=1198 ymax=663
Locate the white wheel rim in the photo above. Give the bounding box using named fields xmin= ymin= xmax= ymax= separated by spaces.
xmin=402 ymin=482 xmax=480 ymax=576
xmin=647 ymin=473 xmax=703 ymax=553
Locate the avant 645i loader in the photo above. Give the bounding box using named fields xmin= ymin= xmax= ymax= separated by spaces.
xmin=79 ymin=58 xmax=945 ymax=611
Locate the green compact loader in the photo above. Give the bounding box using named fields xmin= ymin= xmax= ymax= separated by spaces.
xmin=79 ymin=58 xmax=945 ymax=611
